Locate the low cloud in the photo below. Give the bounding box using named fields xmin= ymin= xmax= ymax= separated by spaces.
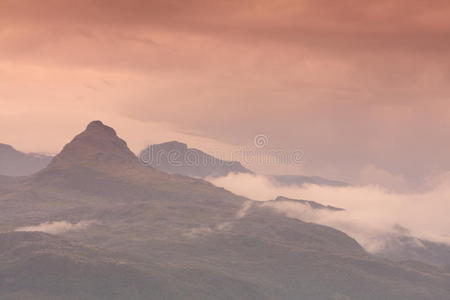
xmin=15 ymin=220 xmax=96 ymax=234
xmin=209 ymin=173 xmax=450 ymax=253
xmin=185 ymin=201 xmax=254 ymax=238
xmin=235 ymin=201 xmax=253 ymax=219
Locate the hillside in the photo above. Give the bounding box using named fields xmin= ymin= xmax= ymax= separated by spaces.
xmin=0 ymin=231 xmax=178 ymax=300
xmin=1 ymin=121 xmax=450 ymax=299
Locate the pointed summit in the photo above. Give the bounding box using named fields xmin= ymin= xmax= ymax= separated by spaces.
xmin=47 ymin=120 xmax=137 ymax=169
xmin=85 ymin=120 xmax=116 ymax=134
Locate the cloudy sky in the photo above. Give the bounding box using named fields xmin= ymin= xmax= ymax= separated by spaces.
xmin=1 ymin=0 xmax=450 ymax=189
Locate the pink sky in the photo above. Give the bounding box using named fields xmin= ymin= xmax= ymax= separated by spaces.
xmin=1 ymin=0 xmax=450 ymax=189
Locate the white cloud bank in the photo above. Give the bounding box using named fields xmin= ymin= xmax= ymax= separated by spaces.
xmin=15 ymin=220 xmax=96 ymax=235
xmin=209 ymin=173 xmax=450 ymax=253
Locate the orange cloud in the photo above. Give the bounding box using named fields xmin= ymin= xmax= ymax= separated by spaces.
xmin=1 ymin=0 xmax=450 ymax=186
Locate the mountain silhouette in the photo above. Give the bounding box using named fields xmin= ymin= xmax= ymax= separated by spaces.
xmin=0 ymin=143 xmax=52 ymax=176
xmin=1 ymin=121 xmax=450 ymax=299
xmin=47 ymin=120 xmax=137 ymax=169
xmin=140 ymin=141 xmax=252 ymax=178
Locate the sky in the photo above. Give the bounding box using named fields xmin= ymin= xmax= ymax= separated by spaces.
xmin=1 ymin=0 xmax=450 ymax=190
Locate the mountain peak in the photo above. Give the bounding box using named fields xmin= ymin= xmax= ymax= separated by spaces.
xmin=84 ymin=120 xmax=119 ymax=136
xmin=47 ymin=120 xmax=137 ymax=169
xmin=158 ymin=141 xmax=188 ymax=150
xmin=87 ymin=120 xmax=104 ymax=127
xmin=86 ymin=120 xmax=113 ymax=131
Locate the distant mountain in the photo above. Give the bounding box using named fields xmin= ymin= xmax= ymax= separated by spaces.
xmin=1 ymin=121 xmax=450 ymax=299
xmin=31 ymin=121 xmax=245 ymax=205
xmin=139 ymin=141 xmax=350 ymax=189
xmin=139 ymin=141 xmax=253 ymax=178
xmin=272 ymin=196 xmax=345 ymax=211
xmin=270 ymin=175 xmax=349 ymax=187
xmin=0 ymin=144 xmax=52 ymax=176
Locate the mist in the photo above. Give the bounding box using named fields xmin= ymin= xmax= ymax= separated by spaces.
xmin=15 ymin=220 xmax=96 ymax=235
xmin=209 ymin=173 xmax=450 ymax=253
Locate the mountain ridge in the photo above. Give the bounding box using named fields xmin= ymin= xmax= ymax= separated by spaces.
xmin=273 ymin=195 xmax=345 ymax=211
xmin=140 ymin=140 xmax=253 ymax=178
xmin=2 ymin=120 xmax=450 ymax=299
xmin=0 ymin=143 xmax=52 ymax=177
